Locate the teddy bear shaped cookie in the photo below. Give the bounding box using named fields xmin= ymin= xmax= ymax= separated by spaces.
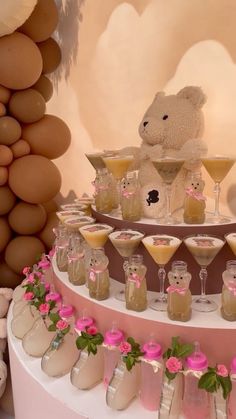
xmin=137 ymin=86 xmax=207 ymax=218
xmin=167 ymin=262 xmax=192 ymax=322
xmin=183 ymin=172 xmax=206 ymax=224
xmin=88 ymin=248 xmax=110 ymax=300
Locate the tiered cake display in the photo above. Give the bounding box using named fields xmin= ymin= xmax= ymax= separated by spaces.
xmin=8 ymin=86 xmax=236 ymax=419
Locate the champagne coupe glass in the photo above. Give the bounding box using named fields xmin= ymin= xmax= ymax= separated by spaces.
xmin=225 ymin=233 xmax=236 ymax=256
xmin=102 ymin=154 xmax=134 ymax=216
xmin=184 ymin=234 xmax=225 ymax=312
xmin=142 ymin=234 xmax=181 ymax=311
xmin=202 ymin=156 xmax=235 ymax=223
xmin=109 ymin=230 xmax=144 ymax=301
xmin=152 ymin=157 xmax=185 ymax=224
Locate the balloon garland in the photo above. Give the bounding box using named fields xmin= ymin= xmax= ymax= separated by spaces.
xmin=0 ymin=0 xmax=70 ymax=288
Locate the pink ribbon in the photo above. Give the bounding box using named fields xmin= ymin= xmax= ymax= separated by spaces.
xmin=227 ymin=281 xmax=236 ymax=296
xmin=89 ymin=268 xmax=106 ymax=282
xmin=121 ymin=191 xmax=135 ymax=198
xmin=92 ymin=181 xmax=109 ymax=195
xmin=166 ymin=285 xmax=187 ymax=295
xmin=186 ymin=187 xmax=206 ymax=201
xmin=128 ymin=273 xmax=142 ymax=288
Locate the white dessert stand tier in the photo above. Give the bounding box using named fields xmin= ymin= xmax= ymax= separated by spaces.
xmin=8 ymin=260 xmax=236 ymax=419
xmin=92 ymin=207 xmax=236 ymax=295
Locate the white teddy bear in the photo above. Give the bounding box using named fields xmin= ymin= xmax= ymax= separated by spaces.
xmin=137 ymin=86 xmax=208 ymax=218
xmin=0 ymin=288 xmax=13 ymax=399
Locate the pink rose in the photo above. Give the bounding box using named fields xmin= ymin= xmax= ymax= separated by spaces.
xmin=38 ymin=257 xmax=50 ymax=270
xmin=56 ymin=320 xmax=69 ymax=331
xmin=119 ymin=341 xmax=132 ymax=355
xmin=86 ymin=326 xmax=98 ymax=335
xmin=166 ymin=357 xmax=182 ymax=373
xmin=22 ymin=266 xmax=31 ymax=275
xmin=39 ymin=303 xmax=50 ymax=315
xmin=217 ymin=364 xmax=228 ymax=377
xmin=24 ymin=292 xmax=34 ymax=301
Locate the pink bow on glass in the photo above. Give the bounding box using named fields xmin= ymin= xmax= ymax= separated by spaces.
xmin=128 ymin=273 xmax=142 ymax=288
xmin=122 ymin=191 xmax=135 ymax=198
xmin=89 ymin=268 xmax=106 ymax=282
xmin=185 ymin=187 xmax=206 ymax=201
xmin=166 ymin=285 xmax=187 ymax=295
xmin=227 ymin=281 xmax=236 ymax=296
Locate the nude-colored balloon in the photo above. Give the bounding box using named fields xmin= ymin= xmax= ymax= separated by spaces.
xmin=9 ymin=155 xmax=61 ymax=204
xmin=10 ymin=139 xmax=31 ymax=158
xmin=0 ymin=145 xmax=13 ymax=166
xmin=5 ymin=236 xmax=45 ymax=274
xmin=0 ymin=32 xmax=42 ymax=89
xmin=32 ymin=75 xmax=53 ymax=102
xmin=37 ymin=38 xmax=61 ymax=74
xmin=0 ymin=262 xmax=21 ymax=289
xmin=8 ymin=202 xmax=47 ymax=235
xmin=0 ymin=167 xmax=8 ymax=185
xmin=0 ymin=85 xmax=11 ymax=104
xmin=19 ymin=0 xmax=59 ymax=43
xmin=22 ymin=114 xmax=71 ymax=159
xmin=42 ymin=199 xmax=58 ymax=213
xmin=0 ymin=217 xmax=11 ymax=252
xmin=38 ymin=211 xmax=58 ymax=249
xmin=9 ymin=89 xmax=46 ymax=123
xmin=0 ymin=103 xmax=6 ymax=116
xmin=0 ymin=186 xmax=16 ymax=215
xmin=0 ymin=116 xmax=21 ymax=145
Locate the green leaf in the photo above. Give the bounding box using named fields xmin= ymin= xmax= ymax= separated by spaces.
xmin=76 ymin=336 xmax=88 ymax=350
xmin=165 ymin=369 xmax=177 ymax=381
xmin=127 ymin=337 xmax=135 ymax=347
xmin=198 ymin=371 xmax=218 ymax=393
xmin=49 ymin=312 xmax=61 ymax=323
xmin=125 ymin=357 xmax=132 ymax=371
xmin=62 ymin=326 xmax=70 ymax=335
xmin=88 ymin=342 xmax=97 ymax=355
xmin=177 ymin=343 xmax=194 ymax=358
xmin=48 ymin=324 xmax=56 ymax=332
xmin=38 ymin=284 xmax=46 ymax=298
xmin=218 ymin=376 xmax=232 ymax=400
xmin=163 ymin=348 xmax=172 ymax=360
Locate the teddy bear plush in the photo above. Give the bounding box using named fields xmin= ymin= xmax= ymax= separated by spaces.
xmin=0 ymin=288 xmax=13 ymax=399
xmin=137 ymin=86 xmax=207 ymax=218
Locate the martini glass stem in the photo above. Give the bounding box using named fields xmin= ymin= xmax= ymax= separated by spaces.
xmin=199 ymin=267 xmax=207 ymax=302
xmin=165 ymin=184 xmax=172 ymax=222
xmin=213 ymin=182 xmax=221 ymax=218
xmin=158 ymin=266 xmax=166 ymax=301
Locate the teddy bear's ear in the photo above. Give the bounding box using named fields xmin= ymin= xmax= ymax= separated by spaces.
xmin=0 ymin=288 xmax=13 ymax=301
xmin=177 ymin=86 xmax=206 ymax=109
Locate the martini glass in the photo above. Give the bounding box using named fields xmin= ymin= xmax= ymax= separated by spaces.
xmin=109 ymin=230 xmax=144 ymax=301
xmin=85 ymin=152 xmax=106 ymax=172
xmin=202 ymin=156 xmax=235 ymax=223
xmin=102 ymin=154 xmax=134 ymax=215
xmin=184 ymin=234 xmax=225 ymax=312
xmin=152 ymin=157 xmax=185 ymax=224
xmin=225 ymin=232 xmax=236 ymax=256
xmin=142 ymin=234 xmax=181 ymax=311
xmin=79 ymin=223 xmax=114 ymax=249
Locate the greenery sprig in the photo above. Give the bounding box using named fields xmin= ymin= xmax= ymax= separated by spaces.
xmin=76 ymin=326 xmax=104 ymax=355
xmin=198 ymin=365 xmax=232 ymax=399
xmin=119 ymin=337 xmax=144 ymax=371
xmin=163 ymin=336 xmax=194 ymax=381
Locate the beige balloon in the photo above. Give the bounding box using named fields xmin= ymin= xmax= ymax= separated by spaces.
xmin=38 ymin=211 xmax=58 ymax=249
xmin=0 ymin=103 xmax=6 ymax=116
xmin=8 ymin=202 xmax=47 ymax=234
xmin=0 ymin=167 xmax=8 ymax=185
xmin=5 ymin=235 xmax=45 ymax=274
xmin=42 ymin=199 xmax=58 ymax=213
xmin=0 ymin=217 xmax=11 ymax=252
xmin=0 ymin=85 xmax=11 ymax=104
xmin=0 ymin=32 xmax=42 ymax=89
xmin=10 ymin=139 xmax=31 ymax=158
xmin=0 ymin=186 xmax=16 ymax=215
xmin=0 ymin=145 xmax=13 ymax=166
xmin=0 ymin=261 xmax=21 ymax=289
xmin=22 ymin=114 xmax=71 ymax=159
xmin=19 ymin=0 xmax=59 ymax=42
xmin=0 ymin=116 xmax=21 ymax=145
xmin=32 ymin=75 xmax=53 ymax=102
xmin=37 ymin=37 xmax=61 ymax=74
xmin=9 ymin=154 xmax=62 ymax=204
xmin=9 ymin=88 xmax=46 ymax=123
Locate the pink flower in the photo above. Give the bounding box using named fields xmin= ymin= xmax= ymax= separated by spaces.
xmin=166 ymin=357 xmax=182 ymax=373
xmin=217 ymin=364 xmax=228 ymax=377
xmin=119 ymin=341 xmax=132 ymax=355
xmin=39 ymin=303 xmax=50 ymax=315
xmin=26 ymin=273 xmax=35 ymax=284
xmin=34 ymin=271 xmax=43 ymax=279
xmin=56 ymin=320 xmax=69 ymax=331
xmin=22 ymin=266 xmax=31 ymax=275
xmin=38 ymin=257 xmax=50 ymax=270
xmin=23 ymin=292 xmax=34 ymax=301
xmin=86 ymin=326 xmax=98 ymax=335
